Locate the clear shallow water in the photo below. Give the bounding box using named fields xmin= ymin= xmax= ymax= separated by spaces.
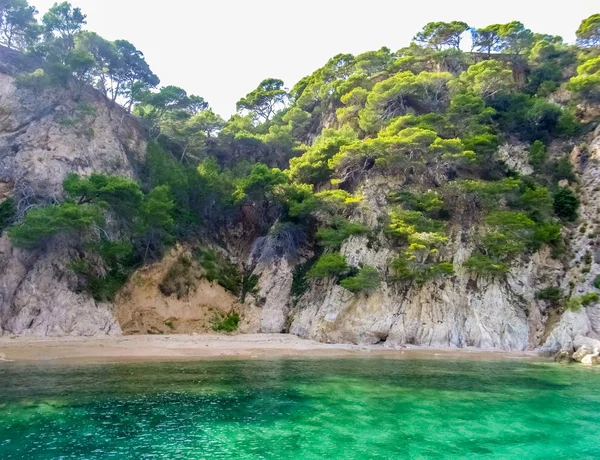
xmin=0 ymin=358 xmax=599 ymax=459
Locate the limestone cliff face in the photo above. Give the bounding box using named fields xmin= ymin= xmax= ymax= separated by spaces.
xmin=284 ymin=175 xmax=564 ymax=351
xmin=541 ymin=124 xmax=600 ymax=351
xmin=252 ymin=133 xmax=600 ymax=351
xmin=0 ymin=57 xmax=146 ymax=336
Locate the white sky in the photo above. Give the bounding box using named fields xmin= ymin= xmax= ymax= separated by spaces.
xmin=29 ymin=0 xmax=599 ymax=117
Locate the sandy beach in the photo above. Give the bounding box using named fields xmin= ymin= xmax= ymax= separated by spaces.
xmin=0 ymin=333 xmax=542 ymax=363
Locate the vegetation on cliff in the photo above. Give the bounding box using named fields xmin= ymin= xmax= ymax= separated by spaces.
xmin=2 ymin=2 xmax=600 ymax=304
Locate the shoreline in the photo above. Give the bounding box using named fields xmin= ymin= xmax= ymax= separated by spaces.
xmin=0 ymin=333 xmax=543 ymax=364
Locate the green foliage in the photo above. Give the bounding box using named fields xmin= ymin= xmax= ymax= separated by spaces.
xmin=593 ymin=275 xmax=600 ymax=290
xmin=67 ymin=240 xmax=135 ymax=301
xmin=576 ymin=14 xmax=600 ymax=48
xmin=0 ymin=0 xmax=39 ymax=50
xmin=316 ymin=219 xmax=369 ymax=249
xmin=0 ymin=198 xmax=16 ymax=233
xmin=291 ymin=258 xmax=315 ymax=299
xmin=463 ymin=254 xmax=509 ymax=276
xmin=387 ymin=208 xmax=444 ymax=240
xmin=568 ymin=56 xmax=600 ymax=102
xmin=551 ymin=158 xmax=576 ymax=183
xmin=236 ymin=78 xmax=288 ymax=122
xmin=359 ymin=72 xmax=453 ymax=133
xmin=307 ymin=253 xmax=348 ymax=279
xmin=535 ymin=287 xmax=562 ymax=302
xmin=567 ymin=293 xmax=600 ymax=312
xmin=195 ymin=248 xmax=242 ymax=296
xmin=528 ymin=140 xmax=546 ymax=167
xmin=453 ymin=60 xmax=514 ymax=100
xmin=211 ymin=311 xmax=240 ymax=333
xmin=289 ymin=127 xmax=357 ymax=184
xmin=8 ymin=201 xmax=101 ymax=248
xmin=14 ymin=69 xmax=50 ymax=96
xmin=340 ymin=266 xmax=381 ymax=293
xmin=413 ymin=21 xmax=469 ymax=50
xmin=391 ymin=257 xmax=454 ymax=284
xmin=552 ymin=187 xmax=579 ymax=221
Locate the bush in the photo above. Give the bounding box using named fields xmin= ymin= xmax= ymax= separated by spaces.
xmin=307 ymin=253 xmax=348 ymax=278
xmin=593 ymin=275 xmax=600 ymax=290
xmin=551 ymin=158 xmax=575 ymax=183
xmin=391 ymin=258 xmax=453 ymax=284
xmin=535 ymin=287 xmax=562 ymax=302
xmin=159 ymin=255 xmax=202 ymax=298
xmin=316 ymin=221 xmax=369 ymax=249
xmin=340 ymin=266 xmax=381 ymax=293
xmin=528 ymin=141 xmax=546 ymax=167
xmin=553 ymin=187 xmax=579 ymax=221
xmin=463 ymin=254 xmax=509 ymax=276
xmin=195 ymin=248 xmax=242 ymax=296
xmin=0 ymin=198 xmax=16 ymax=233
xmin=567 ymin=292 xmax=599 ymax=312
xmin=212 ymin=312 xmax=240 ymax=332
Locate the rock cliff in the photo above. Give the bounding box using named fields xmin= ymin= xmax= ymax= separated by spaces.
xmin=0 ymin=49 xmax=146 ymax=336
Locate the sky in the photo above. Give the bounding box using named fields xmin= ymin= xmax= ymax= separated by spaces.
xmin=29 ymin=0 xmax=599 ymax=118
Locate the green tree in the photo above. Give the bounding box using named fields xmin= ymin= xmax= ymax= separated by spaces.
xmin=471 ymin=24 xmax=503 ymax=56
xmin=0 ymin=0 xmax=39 ymax=50
xmin=553 ymin=187 xmax=579 ymax=221
xmin=236 ymin=78 xmax=288 ymax=122
xmin=414 ymin=21 xmax=469 ymax=50
xmin=497 ymin=21 xmax=534 ymax=57
xmin=568 ymin=57 xmax=600 ymax=102
xmin=109 ymin=39 xmax=159 ymax=110
xmin=576 ymin=14 xmax=600 ymax=48
xmin=454 ymin=60 xmax=514 ymax=100
xmin=8 ymin=201 xmax=102 ymax=248
xmin=136 ymin=185 xmax=175 ymax=261
xmin=289 ymin=127 xmax=357 ymax=184
xmin=42 ymin=1 xmax=86 ymax=50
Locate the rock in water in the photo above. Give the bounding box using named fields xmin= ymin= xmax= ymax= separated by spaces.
xmin=554 ymin=350 xmax=574 ymax=364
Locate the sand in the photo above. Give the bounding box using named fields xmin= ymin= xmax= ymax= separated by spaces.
xmin=0 ymin=333 xmax=543 ymax=364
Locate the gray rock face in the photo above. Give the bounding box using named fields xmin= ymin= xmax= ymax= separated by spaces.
xmin=0 ymin=66 xmax=145 ymax=336
xmin=541 ymin=125 xmax=600 ymax=352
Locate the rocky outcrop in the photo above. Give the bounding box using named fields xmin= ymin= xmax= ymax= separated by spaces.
xmin=0 ymin=63 xmax=146 ymax=336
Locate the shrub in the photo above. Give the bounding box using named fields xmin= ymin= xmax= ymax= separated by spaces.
xmin=316 ymin=221 xmax=369 ymax=249
xmin=593 ymin=275 xmax=600 ymax=289
xmin=567 ymin=292 xmax=600 ymax=311
xmin=463 ymin=254 xmax=509 ymax=276
xmin=212 ymin=312 xmax=240 ymax=332
xmin=391 ymin=258 xmax=453 ymax=284
xmin=340 ymin=265 xmax=381 ymax=293
xmin=581 ymin=292 xmax=599 ymax=306
xmin=528 ymin=140 xmax=546 ymax=167
xmin=0 ymin=198 xmax=16 ymax=233
xmin=195 ymin=248 xmax=242 ymax=296
xmin=553 ymin=187 xmax=579 ymax=221
xmin=159 ymin=255 xmax=201 ymax=298
xmin=535 ymin=287 xmax=562 ymax=302
xmin=307 ymin=253 xmax=348 ymax=278
xmin=551 ymin=158 xmax=575 ymax=183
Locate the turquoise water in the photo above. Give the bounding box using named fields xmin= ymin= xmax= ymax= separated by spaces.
xmin=1 ymin=358 xmax=599 ymax=459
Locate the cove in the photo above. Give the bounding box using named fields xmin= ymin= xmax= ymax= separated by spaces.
xmin=1 ymin=358 xmax=599 ymax=459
